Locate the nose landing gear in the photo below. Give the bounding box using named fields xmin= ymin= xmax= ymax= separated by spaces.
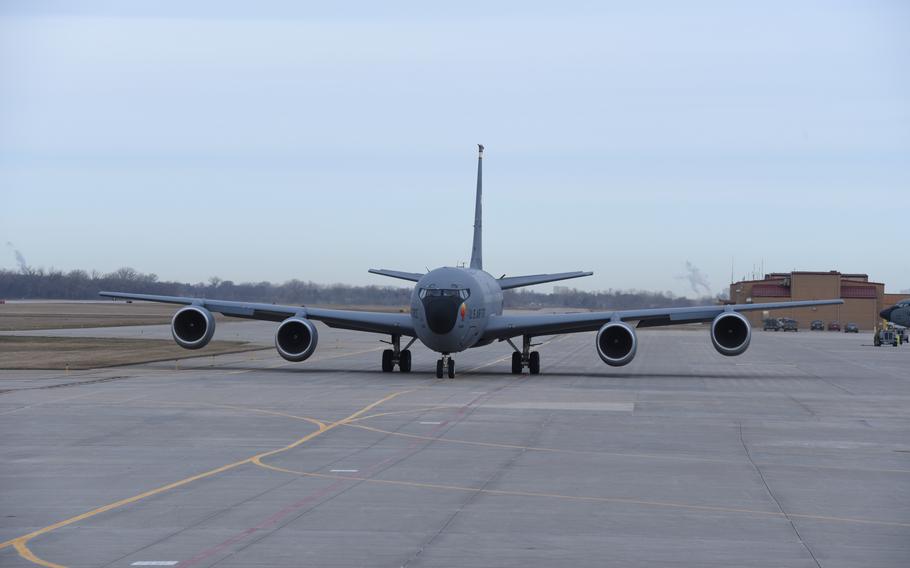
xmin=436 ymin=354 xmax=455 ymax=379
xmin=508 ymin=336 xmax=540 ymax=375
xmin=381 ymin=334 xmax=415 ymax=373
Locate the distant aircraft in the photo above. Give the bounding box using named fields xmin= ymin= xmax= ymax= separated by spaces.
xmin=880 ymin=299 xmax=910 ymax=328
xmin=101 ymin=145 xmax=843 ymax=378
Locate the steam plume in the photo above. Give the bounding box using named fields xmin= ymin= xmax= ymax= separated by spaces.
xmin=677 ymin=260 xmax=711 ymax=297
xmin=6 ymin=241 xmax=29 ymax=272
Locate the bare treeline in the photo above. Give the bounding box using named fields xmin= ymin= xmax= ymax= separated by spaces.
xmin=503 ymin=288 xmax=704 ymax=310
xmin=0 ymin=267 xmax=710 ymax=309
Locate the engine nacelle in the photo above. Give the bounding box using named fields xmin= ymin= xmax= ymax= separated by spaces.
xmin=596 ymin=321 xmax=637 ymax=367
xmin=711 ymin=311 xmax=751 ymax=356
xmin=275 ymin=317 xmax=318 ymax=362
xmin=171 ymin=306 xmax=215 ymax=350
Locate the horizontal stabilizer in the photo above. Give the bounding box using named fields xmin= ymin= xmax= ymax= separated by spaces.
xmin=498 ymin=271 xmax=593 ymax=290
xmin=368 ymin=268 xmax=425 ymax=283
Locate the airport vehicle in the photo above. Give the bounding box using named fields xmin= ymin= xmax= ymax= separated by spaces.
xmin=100 ymin=146 xmax=843 ymax=378
xmin=828 ymin=321 xmax=841 ymax=331
xmin=810 ymin=319 xmax=824 ymax=331
xmin=781 ymin=318 xmax=799 ymax=332
xmin=875 ymin=328 xmax=899 ymax=347
xmin=763 ymin=318 xmax=782 ymax=331
xmin=844 ymin=322 xmax=859 ymax=333
xmin=880 ymin=299 xmax=910 ymax=328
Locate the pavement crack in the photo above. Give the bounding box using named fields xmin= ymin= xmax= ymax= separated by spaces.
xmin=739 ymin=422 xmax=823 ymax=568
xmin=400 ymin=411 xmax=554 ymax=568
xmin=0 ymin=375 xmax=130 ymax=394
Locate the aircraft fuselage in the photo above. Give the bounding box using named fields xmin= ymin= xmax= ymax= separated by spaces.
xmin=881 ymin=300 xmax=910 ymax=328
xmin=411 ymin=266 xmax=503 ymax=353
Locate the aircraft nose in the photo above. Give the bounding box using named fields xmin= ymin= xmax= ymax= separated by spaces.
xmin=423 ymin=296 xmax=462 ymax=335
xmin=880 ymin=307 xmax=894 ymax=320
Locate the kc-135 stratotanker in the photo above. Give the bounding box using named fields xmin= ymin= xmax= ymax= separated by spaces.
xmin=101 ymin=146 xmax=843 ymax=378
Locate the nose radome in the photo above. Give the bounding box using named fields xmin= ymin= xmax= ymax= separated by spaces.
xmin=424 ymin=297 xmax=462 ymax=335
xmin=880 ymin=307 xmax=893 ymax=320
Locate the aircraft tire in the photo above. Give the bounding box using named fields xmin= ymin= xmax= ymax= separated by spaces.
xmin=511 ymin=352 xmax=522 ymax=374
xmin=436 ymin=359 xmax=444 ymax=378
xmin=529 ymin=351 xmax=540 ymax=375
xmin=399 ymin=350 xmax=412 ymax=372
xmin=447 ymin=359 xmax=455 ymax=379
xmin=382 ymin=349 xmax=394 ymax=372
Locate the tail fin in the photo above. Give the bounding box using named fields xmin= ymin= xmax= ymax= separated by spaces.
xmin=470 ymin=144 xmax=484 ymax=269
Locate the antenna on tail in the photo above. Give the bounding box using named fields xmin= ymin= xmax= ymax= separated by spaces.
xmin=470 ymin=144 xmax=484 ymax=270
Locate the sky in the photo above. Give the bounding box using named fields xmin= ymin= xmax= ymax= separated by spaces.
xmin=1 ymin=0 xmax=908 ymax=296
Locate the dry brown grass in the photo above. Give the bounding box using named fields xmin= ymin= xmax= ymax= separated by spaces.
xmin=0 ymin=301 xmax=406 ymax=331
xmin=0 ymin=336 xmax=261 ymax=370
xmin=0 ymin=302 xmax=177 ymax=331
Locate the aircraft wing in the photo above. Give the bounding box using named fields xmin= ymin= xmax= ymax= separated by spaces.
xmin=498 ymin=271 xmax=593 ymax=290
xmin=481 ymin=299 xmax=843 ymax=341
xmin=368 ymin=268 xmax=424 ymax=282
xmin=98 ymin=292 xmax=416 ymax=336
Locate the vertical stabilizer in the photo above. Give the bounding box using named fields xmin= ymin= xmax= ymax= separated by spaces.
xmin=470 ymin=144 xmax=484 ymax=269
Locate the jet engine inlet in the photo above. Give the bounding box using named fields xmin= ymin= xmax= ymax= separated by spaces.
xmin=710 ymin=311 xmax=751 ymax=356
xmin=171 ymin=306 xmax=215 ymax=349
xmin=596 ymin=321 xmax=637 ymax=367
xmin=275 ymin=317 xmax=318 ymax=362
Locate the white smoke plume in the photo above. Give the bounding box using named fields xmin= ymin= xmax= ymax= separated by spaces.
xmin=677 ymin=260 xmax=711 ymax=297
xmin=6 ymin=241 xmax=29 ymax=272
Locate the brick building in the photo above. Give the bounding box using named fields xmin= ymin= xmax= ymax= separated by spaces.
xmin=729 ymin=270 xmax=903 ymax=330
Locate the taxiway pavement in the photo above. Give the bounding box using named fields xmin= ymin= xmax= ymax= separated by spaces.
xmin=1 ymin=324 xmax=908 ymax=567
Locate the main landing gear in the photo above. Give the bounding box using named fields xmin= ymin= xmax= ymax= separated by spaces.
xmin=508 ymin=335 xmax=540 ymax=375
xmin=381 ymin=334 xmax=415 ymax=373
xmin=436 ymin=354 xmax=455 ymax=379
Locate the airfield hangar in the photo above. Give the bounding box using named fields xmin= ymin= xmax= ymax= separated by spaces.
xmin=729 ymin=270 xmax=904 ymax=331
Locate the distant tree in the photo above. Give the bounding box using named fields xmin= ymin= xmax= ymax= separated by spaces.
xmin=0 ymin=267 xmax=710 ymax=309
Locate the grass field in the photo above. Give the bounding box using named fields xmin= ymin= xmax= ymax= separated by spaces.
xmin=0 ymin=335 xmax=260 ymax=370
xmin=0 ymin=301 xmax=407 ymax=331
xmin=0 ymin=301 xmax=401 ymax=369
xmin=0 ymin=301 xmax=179 ymax=331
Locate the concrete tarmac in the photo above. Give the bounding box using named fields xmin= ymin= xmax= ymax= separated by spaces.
xmin=1 ymin=324 xmax=908 ymax=567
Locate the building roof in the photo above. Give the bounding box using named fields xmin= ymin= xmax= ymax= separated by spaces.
xmin=752 ymin=284 xmax=791 ymax=297
xmin=841 ymin=286 xmax=877 ymax=299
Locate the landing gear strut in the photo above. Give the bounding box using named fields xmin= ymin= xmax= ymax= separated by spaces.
xmin=436 ymin=354 xmax=455 ymax=379
xmin=381 ymin=335 xmax=415 ymax=373
xmin=508 ymin=335 xmax=540 ymax=375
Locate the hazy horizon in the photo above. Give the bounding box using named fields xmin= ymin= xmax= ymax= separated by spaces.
xmin=2 ymin=1 xmax=908 ymax=296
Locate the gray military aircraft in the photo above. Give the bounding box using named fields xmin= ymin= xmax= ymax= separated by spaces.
xmin=880 ymin=299 xmax=910 ymax=328
xmin=100 ymin=145 xmax=843 ymax=378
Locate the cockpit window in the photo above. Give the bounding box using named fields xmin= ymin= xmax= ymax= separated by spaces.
xmin=419 ymin=288 xmax=470 ymax=300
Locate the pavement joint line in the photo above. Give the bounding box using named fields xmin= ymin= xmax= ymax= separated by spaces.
xmin=0 ymin=390 xmax=410 ymax=568
xmin=0 ymin=390 xmax=99 ymax=416
xmin=222 ymin=346 xmax=383 ymax=375
xmin=184 ymin=383 xmax=502 ymax=564
xmin=458 ymin=335 xmax=561 ymax=375
xmin=253 ymin=465 xmax=910 ymax=529
xmin=345 ymin=405 xmax=452 ymax=423
xmin=341 ymin=422 xmax=910 ymax=475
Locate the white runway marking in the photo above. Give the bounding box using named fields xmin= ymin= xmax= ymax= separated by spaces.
xmin=330 ymin=469 xmax=359 ymax=473
xmin=131 ymin=562 xmax=178 ymax=566
xmin=476 ymin=402 xmax=635 ymax=412
xmin=419 ymin=421 xmax=442 ymax=425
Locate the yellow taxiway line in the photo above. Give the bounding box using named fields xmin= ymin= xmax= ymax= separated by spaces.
xmin=0 ymin=390 xmax=409 ymax=568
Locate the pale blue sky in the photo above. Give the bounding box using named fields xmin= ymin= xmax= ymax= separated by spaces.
xmin=1 ymin=1 xmax=908 ymax=295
